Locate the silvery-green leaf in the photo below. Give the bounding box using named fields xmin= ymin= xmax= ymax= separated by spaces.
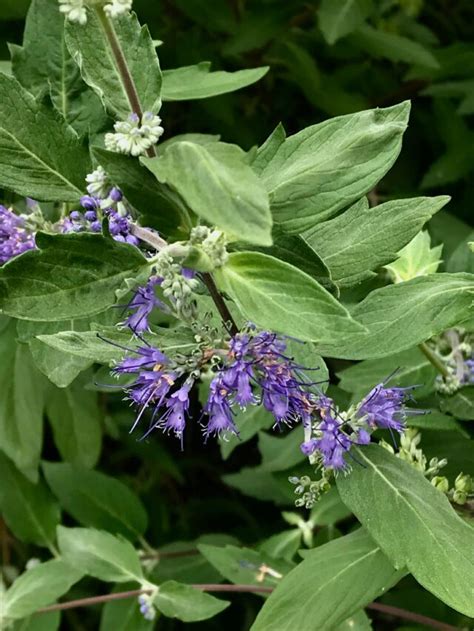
xmin=306 ymin=196 xmax=449 ymax=287
xmin=0 ymin=74 xmax=91 ymax=201
xmin=65 ymin=9 xmax=162 ymax=118
xmin=162 ymin=62 xmax=268 ymax=100
xmin=337 ymin=445 xmax=474 ymax=616
xmin=258 ymin=102 xmax=410 ymax=234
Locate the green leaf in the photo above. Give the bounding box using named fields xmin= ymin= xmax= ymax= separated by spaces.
xmin=258 ymin=428 xmax=305 ymax=473
xmin=220 ymin=405 xmax=274 ymax=460
xmin=251 ymin=123 xmax=286 ymax=176
xmin=0 ymin=452 xmax=60 ymax=549
xmin=16 ymin=310 xmax=117 ymax=387
xmin=0 ymin=74 xmax=91 ymax=201
xmin=10 ymin=0 xmax=106 ymax=135
xmin=250 ymin=529 xmax=401 ymax=631
xmin=46 ymin=383 xmax=102 ymax=468
xmin=350 ymin=24 xmax=439 ymax=69
xmin=4 ymin=560 xmax=83 ymax=619
xmin=0 ymin=233 xmax=148 ymax=321
xmin=10 ymin=611 xmax=60 ymax=631
xmin=318 ymin=273 xmax=474 ymax=359
xmin=65 ymin=9 xmax=162 ymax=118
xmin=57 ymin=526 xmax=144 ymax=583
xmin=258 ymin=102 xmax=410 ymax=234
xmin=100 ymin=585 xmax=154 ymax=631
xmin=43 ymin=462 xmax=147 ymax=541
xmin=337 ymin=346 xmax=437 ymax=400
xmin=222 ymin=467 xmax=293 ymax=505
xmin=0 ymin=322 xmax=46 ymax=477
xmin=92 ymin=147 xmax=187 ymax=236
xmin=37 ymin=325 xmax=195 ymax=365
xmin=385 ymin=231 xmax=443 ymax=283
xmin=319 ymin=0 xmax=373 ymax=45
xmin=258 ymin=529 xmax=302 ymax=562
xmin=305 ymin=196 xmax=449 ymax=287
xmin=215 ymin=252 xmax=365 ymax=344
xmin=142 ymin=141 xmax=273 ymax=246
xmin=309 ymin=487 xmax=352 ymax=527
xmin=439 ymin=386 xmax=474 ymax=420
xmin=17 ymin=318 xmax=98 ymax=388
xmin=154 ymin=581 xmax=229 ymax=622
xmin=151 ymin=534 xmax=239 ymax=585
xmin=337 ymin=445 xmax=474 ymax=616
xmin=162 ymin=62 xmax=268 ymax=100
xmin=256 ymin=232 xmax=336 ymax=294
xmin=198 ymin=544 xmax=292 ymax=588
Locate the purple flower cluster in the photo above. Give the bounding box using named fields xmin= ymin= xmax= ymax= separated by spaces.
xmin=0 ymin=205 xmax=35 ymax=265
xmin=204 ymin=331 xmax=317 ymax=440
xmin=61 ymin=167 xmax=139 ymax=245
xmin=114 ymin=344 xmax=193 ymax=446
xmin=113 ymin=325 xmax=321 ymax=447
xmin=300 ymin=384 xmax=419 ymax=470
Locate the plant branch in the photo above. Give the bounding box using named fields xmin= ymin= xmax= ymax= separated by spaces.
xmin=36 ymin=587 xmax=461 ymax=630
xmin=367 ymin=602 xmax=460 ymax=631
xmin=95 ymin=8 xmax=156 ymax=159
xmin=201 ymin=273 xmax=239 ymax=336
xmin=419 ymin=342 xmax=450 ymax=378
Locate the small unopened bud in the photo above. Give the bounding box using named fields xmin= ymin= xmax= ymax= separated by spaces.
xmin=452 ymin=490 xmax=468 ymax=505
xmin=431 ymin=476 xmax=449 ymax=494
xmin=454 ymin=472 xmax=472 ymax=494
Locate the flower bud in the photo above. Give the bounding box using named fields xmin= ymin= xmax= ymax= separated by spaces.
xmin=431 ymin=476 xmax=449 ymax=494
xmin=454 ymin=472 xmax=472 ymax=493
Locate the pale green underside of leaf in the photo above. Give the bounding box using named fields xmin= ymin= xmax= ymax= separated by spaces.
xmin=4 ymin=560 xmax=83 ymax=619
xmin=337 ymin=445 xmax=474 ymax=616
xmin=250 ymin=529 xmax=402 ymax=631
xmin=0 ymin=74 xmax=91 ymax=201
xmin=258 ymin=102 xmax=410 ymax=234
xmin=154 ymin=581 xmax=230 ymax=622
xmin=305 ymin=195 xmax=450 ymax=287
xmin=65 ymin=8 xmax=162 ymax=118
xmin=161 ymin=62 xmax=268 ymax=100
xmin=142 ymin=141 xmax=273 ymax=246
xmin=318 ymin=273 xmax=474 ymax=359
xmin=0 ymin=233 xmax=149 ymax=321
xmin=216 ymin=252 xmax=365 ymax=345
xmin=57 ymin=526 xmax=144 ymax=583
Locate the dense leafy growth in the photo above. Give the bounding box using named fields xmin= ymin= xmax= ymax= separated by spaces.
xmin=0 ymin=1 xmax=473 ymax=630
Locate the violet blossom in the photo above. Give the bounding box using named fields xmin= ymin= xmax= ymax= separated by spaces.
xmin=0 ymin=205 xmax=35 ymax=265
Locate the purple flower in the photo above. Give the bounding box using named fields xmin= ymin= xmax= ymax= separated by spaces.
xmin=204 ymin=330 xmax=318 ymax=439
xmin=357 ymin=384 xmax=416 ymax=432
xmin=462 ymin=358 xmax=474 ymax=385
xmin=0 ymin=206 xmax=35 ymax=265
xmin=122 ymin=277 xmax=164 ymax=333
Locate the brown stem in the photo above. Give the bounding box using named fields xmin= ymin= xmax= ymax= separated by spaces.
xmin=35 ymin=587 xmax=462 ymax=630
xmin=95 ymin=8 xmax=156 ymax=159
xmin=367 ymin=602 xmax=460 ymax=631
xmin=201 ymin=272 xmax=239 ymax=336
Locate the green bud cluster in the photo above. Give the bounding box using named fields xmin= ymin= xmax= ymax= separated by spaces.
xmin=190 ymin=226 xmax=229 ymax=268
xmin=155 ymin=251 xmax=198 ymax=321
xmin=289 ymin=471 xmax=332 ymax=509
